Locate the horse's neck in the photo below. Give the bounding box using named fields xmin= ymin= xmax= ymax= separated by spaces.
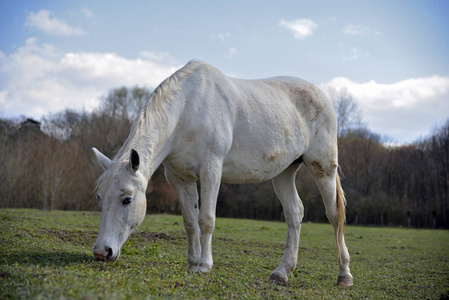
xmin=127 ymin=100 xmax=181 ymax=181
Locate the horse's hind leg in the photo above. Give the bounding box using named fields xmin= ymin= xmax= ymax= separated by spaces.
xmin=304 ymin=154 xmax=353 ymax=287
xmin=269 ymin=162 xmax=303 ymax=285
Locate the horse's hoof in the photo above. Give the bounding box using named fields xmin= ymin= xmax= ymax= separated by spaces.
xmin=196 ymin=266 xmax=211 ymax=273
xmin=188 ymin=261 xmax=212 ymax=273
xmin=337 ymin=275 xmax=353 ymax=287
xmin=187 ymin=265 xmax=200 ymax=272
xmin=268 ymin=273 xmax=287 ymax=285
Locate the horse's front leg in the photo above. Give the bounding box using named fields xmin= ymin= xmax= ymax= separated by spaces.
xmin=197 ymin=159 xmax=222 ymax=272
xmin=165 ymin=169 xmax=202 ymax=271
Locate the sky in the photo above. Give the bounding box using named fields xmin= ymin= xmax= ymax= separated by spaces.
xmin=1 ymin=0 xmax=448 ymax=144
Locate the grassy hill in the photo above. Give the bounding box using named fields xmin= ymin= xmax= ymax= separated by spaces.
xmin=1 ymin=209 xmax=448 ymax=299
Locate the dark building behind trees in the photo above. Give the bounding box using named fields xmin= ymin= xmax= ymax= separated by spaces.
xmin=1 ymin=86 xmax=448 ymax=228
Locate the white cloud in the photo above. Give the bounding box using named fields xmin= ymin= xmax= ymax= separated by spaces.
xmin=279 ymin=18 xmax=317 ymax=39
xmin=323 ymin=76 xmax=449 ymax=109
xmin=0 ymin=39 xmax=181 ymax=119
xmin=344 ymin=47 xmax=361 ymax=61
xmin=344 ymin=24 xmax=365 ymax=35
xmin=80 ymin=8 xmax=95 ymax=19
xmin=0 ymin=90 xmax=7 ymax=106
xmin=227 ymin=47 xmax=238 ymax=58
xmin=138 ymin=51 xmax=179 ymax=65
xmin=25 ymin=10 xmax=85 ymax=36
xmin=321 ymin=76 xmax=449 ymax=143
xmin=211 ymin=33 xmax=230 ymax=43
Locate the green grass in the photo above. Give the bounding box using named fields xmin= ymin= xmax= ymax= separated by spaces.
xmin=1 ymin=209 xmax=448 ymax=299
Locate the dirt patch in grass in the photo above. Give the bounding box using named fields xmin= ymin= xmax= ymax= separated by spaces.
xmin=45 ymin=229 xmax=97 ymax=245
xmin=137 ymin=231 xmax=178 ymax=242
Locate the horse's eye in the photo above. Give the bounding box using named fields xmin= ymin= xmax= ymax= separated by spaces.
xmin=122 ymin=197 xmax=132 ymax=205
xmin=96 ymin=194 xmax=101 ymax=202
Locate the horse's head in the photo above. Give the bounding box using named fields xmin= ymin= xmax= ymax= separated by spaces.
xmin=92 ymin=147 xmax=147 ymax=261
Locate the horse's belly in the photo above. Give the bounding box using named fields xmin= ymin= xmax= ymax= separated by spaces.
xmin=221 ymin=149 xmax=299 ymax=184
xmin=221 ymin=166 xmax=284 ymax=184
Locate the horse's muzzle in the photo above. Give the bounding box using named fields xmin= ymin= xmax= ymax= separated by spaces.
xmin=93 ymin=247 xmax=114 ymax=261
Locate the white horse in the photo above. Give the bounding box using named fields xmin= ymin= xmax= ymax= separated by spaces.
xmin=92 ymin=61 xmax=353 ymax=287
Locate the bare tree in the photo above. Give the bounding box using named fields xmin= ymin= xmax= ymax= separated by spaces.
xmin=41 ymin=110 xmax=84 ymax=141
xmin=130 ymin=86 xmax=152 ymax=117
xmin=323 ymin=87 xmax=364 ymax=137
xmin=428 ymin=119 xmax=449 ymax=225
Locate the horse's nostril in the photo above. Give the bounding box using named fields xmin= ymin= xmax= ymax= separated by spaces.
xmin=106 ymin=247 xmax=113 ymax=258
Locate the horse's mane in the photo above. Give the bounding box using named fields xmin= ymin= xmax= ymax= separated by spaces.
xmin=115 ymin=60 xmax=206 ymax=163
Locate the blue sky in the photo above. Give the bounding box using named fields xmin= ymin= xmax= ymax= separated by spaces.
xmin=1 ymin=0 xmax=448 ymax=143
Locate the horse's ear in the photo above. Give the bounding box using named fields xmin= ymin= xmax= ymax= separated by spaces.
xmin=92 ymin=147 xmax=111 ymax=171
xmin=130 ymin=149 xmax=140 ymax=173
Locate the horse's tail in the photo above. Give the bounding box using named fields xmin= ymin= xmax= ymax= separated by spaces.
xmin=336 ymin=173 xmax=346 ymax=264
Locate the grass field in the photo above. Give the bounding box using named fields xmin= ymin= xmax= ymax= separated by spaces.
xmin=1 ymin=209 xmax=448 ymax=299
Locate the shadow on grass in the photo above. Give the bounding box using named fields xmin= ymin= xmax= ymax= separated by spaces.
xmin=4 ymin=250 xmax=94 ymax=267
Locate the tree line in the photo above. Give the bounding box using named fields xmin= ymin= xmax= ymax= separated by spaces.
xmin=1 ymin=86 xmax=448 ymax=228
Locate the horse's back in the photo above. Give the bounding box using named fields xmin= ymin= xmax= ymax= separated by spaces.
xmin=168 ymin=63 xmax=337 ymax=183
